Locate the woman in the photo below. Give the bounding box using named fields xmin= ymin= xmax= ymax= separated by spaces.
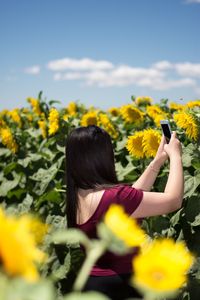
xmin=65 ymin=125 xmax=183 ymax=300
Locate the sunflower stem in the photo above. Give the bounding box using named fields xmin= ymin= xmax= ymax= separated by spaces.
xmin=73 ymin=240 xmax=108 ymax=292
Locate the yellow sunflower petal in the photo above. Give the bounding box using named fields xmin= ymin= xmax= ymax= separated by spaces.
xmin=104 ymin=204 xmax=147 ymax=247
xmin=126 ymin=131 xmax=145 ymax=158
xmin=80 ymin=111 xmax=98 ymax=126
xmin=0 ymin=208 xmax=46 ymax=282
xmin=132 ymin=239 xmax=194 ymax=296
xmin=142 ymin=129 xmax=161 ymax=158
xmin=120 ymin=105 xmax=144 ymax=124
xmin=174 ymin=111 xmax=199 ymax=141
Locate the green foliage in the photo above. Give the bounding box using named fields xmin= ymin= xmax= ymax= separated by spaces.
xmin=0 ymin=94 xmax=200 ymax=299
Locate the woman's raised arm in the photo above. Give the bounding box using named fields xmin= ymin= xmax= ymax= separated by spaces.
xmin=132 ymin=132 xmax=184 ymax=218
xmin=132 ymin=135 xmax=168 ymax=191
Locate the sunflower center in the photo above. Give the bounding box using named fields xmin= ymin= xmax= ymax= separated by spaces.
xmin=87 ymin=117 xmax=97 ymax=125
xmin=128 ymin=109 xmax=140 ymax=119
xmin=152 ymin=270 xmax=165 ymax=281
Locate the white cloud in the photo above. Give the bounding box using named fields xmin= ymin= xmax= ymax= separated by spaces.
xmin=53 ymin=72 xmax=85 ymax=81
xmin=154 ymin=61 xmax=200 ymax=77
xmin=185 ymin=0 xmax=200 ymax=3
xmin=47 ymin=57 xmax=114 ymax=71
xmin=50 ymin=57 xmax=199 ymax=92
xmin=85 ymin=66 xmax=165 ymax=87
xmin=145 ymin=78 xmax=196 ymax=91
xmin=53 ymin=66 xmax=165 ymax=88
xmin=24 ymin=65 xmax=40 ymax=75
xmin=152 ymin=60 xmax=173 ymax=70
xmin=175 ymin=62 xmax=200 ymax=77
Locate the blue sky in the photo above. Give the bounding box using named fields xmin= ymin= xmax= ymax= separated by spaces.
xmin=0 ymin=0 xmax=200 ymax=110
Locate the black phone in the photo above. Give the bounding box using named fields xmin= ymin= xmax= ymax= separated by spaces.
xmin=160 ymin=120 xmax=172 ymax=143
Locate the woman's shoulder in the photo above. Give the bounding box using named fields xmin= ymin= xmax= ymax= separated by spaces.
xmin=104 ymin=183 xmax=135 ymax=194
xmin=102 ymin=183 xmax=143 ymax=215
xmin=102 ymin=184 xmax=141 ymax=203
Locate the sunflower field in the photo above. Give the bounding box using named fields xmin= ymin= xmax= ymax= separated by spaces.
xmin=0 ymin=92 xmax=200 ymax=300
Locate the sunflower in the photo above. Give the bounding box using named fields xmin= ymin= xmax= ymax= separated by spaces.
xmin=153 ymin=114 xmax=169 ymax=127
xmin=120 ymin=104 xmax=144 ymax=124
xmin=27 ymin=97 xmax=41 ymax=116
xmin=135 ymin=96 xmax=153 ymax=106
xmin=63 ymin=114 xmax=69 ymax=121
xmin=0 ymin=109 xmax=9 ymax=117
xmin=7 ymin=109 xmax=22 ymax=127
xmin=0 ymin=118 xmax=6 ymax=128
xmin=185 ymin=100 xmax=200 ymax=109
xmin=169 ymin=102 xmax=185 ymax=111
xmin=126 ymin=131 xmax=145 ymax=158
xmin=142 ymin=129 xmax=161 ymax=157
xmin=98 ymin=113 xmax=118 ymax=139
xmin=0 ymin=127 xmax=18 ymax=153
xmin=38 ymin=117 xmax=47 ymax=139
xmin=48 ymin=108 xmax=60 ymax=136
xmin=108 ymin=107 xmax=120 ymax=116
xmin=80 ymin=111 xmax=98 ymax=126
xmin=132 ymin=239 xmax=194 ymax=297
xmin=146 ymin=105 xmax=164 ymax=118
xmin=174 ymin=111 xmax=199 ymax=141
xmin=146 ymin=105 xmax=168 ymax=127
xmin=104 ymin=204 xmax=147 ymax=248
xmin=67 ymin=101 xmax=77 ymax=116
xmin=0 ymin=207 xmax=46 ymax=282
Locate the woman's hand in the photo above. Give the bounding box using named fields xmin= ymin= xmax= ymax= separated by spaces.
xmin=164 ymin=131 xmax=182 ymax=158
xmin=153 ymin=135 xmax=168 ymax=167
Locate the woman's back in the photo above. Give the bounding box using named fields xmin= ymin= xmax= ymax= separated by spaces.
xmin=76 ymin=188 xmax=105 ymax=225
xmin=76 ymin=184 xmax=143 ymax=275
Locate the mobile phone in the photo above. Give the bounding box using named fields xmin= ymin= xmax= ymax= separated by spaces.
xmin=160 ymin=120 xmax=172 ymax=143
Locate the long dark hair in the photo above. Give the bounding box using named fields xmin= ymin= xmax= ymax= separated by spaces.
xmin=65 ymin=125 xmax=119 ymax=227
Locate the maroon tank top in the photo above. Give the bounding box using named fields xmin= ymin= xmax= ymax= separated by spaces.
xmin=76 ymin=184 xmax=143 ymax=276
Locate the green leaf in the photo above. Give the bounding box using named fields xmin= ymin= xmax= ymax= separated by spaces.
xmin=6 ymin=279 xmax=55 ymax=300
xmin=18 ymin=193 xmax=33 ymax=213
xmin=191 ymin=214 xmax=200 ymax=227
xmin=182 ymin=143 xmax=197 ymax=168
xmin=185 ymin=196 xmax=200 ymax=222
xmin=184 ymin=175 xmax=200 ymax=198
xmin=182 ymin=152 xmax=192 ymax=168
xmin=48 ymin=100 xmax=61 ymax=106
xmin=147 ymin=215 xmax=170 ymax=236
xmin=18 ymin=153 xmax=42 ymax=167
xmin=30 ymin=163 xmax=59 ymax=195
xmin=0 ymin=148 xmax=11 ymax=157
xmin=170 ymin=209 xmax=183 ymax=226
xmin=116 ymin=137 xmax=127 ymax=152
xmin=191 ymin=158 xmax=200 ymax=170
xmin=46 ymin=215 xmax=67 ymax=230
xmin=0 ymin=273 xmax=8 ymax=300
xmin=4 ymin=162 xmax=18 ymax=175
xmin=0 ymin=173 xmax=21 ymax=196
xmin=63 ymin=291 xmax=110 ymax=300
xmin=7 ymin=188 xmax=25 ymax=200
xmin=56 ymin=144 xmax=65 ymax=153
xmin=52 ymin=228 xmax=91 ymax=247
xmin=39 ymin=148 xmax=56 ymax=161
xmin=18 ymin=156 xmax=32 ymax=167
xmin=115 ymin=161 xmax=136 ymax=181
xmin=25 ymin=128 xmax=41 ymax=138
xmin=51 ymin=252 xmax=71 ymax=281
xmin=35 ymin=190 xmax=62 ymax=209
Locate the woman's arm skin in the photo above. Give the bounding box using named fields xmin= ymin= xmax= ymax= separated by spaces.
xmin=132 ymin=135 xmax=168 ymax=191
xmin=132 ymin=132 xmax=184 ymax=218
